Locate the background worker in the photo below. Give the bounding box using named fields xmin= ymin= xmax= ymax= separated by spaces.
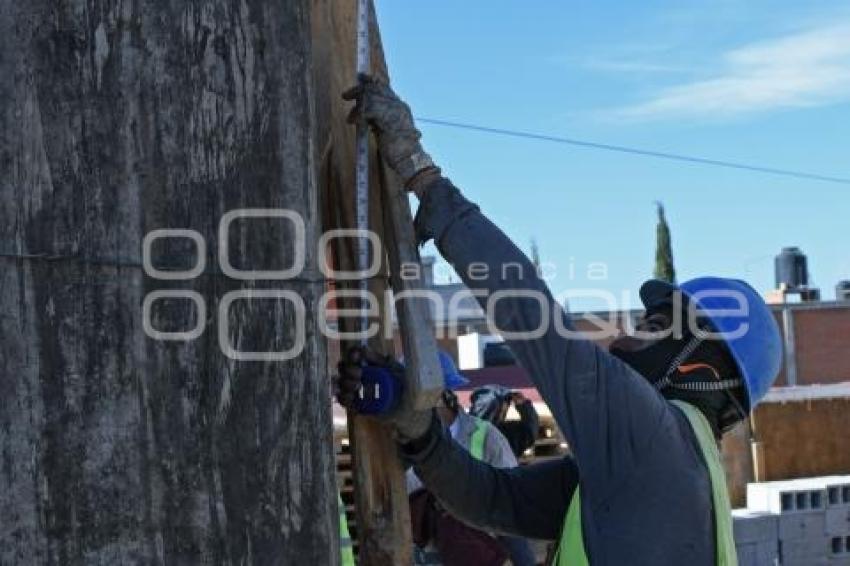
xmin=337 ymin=77 xmax=783 ymax=564
xmin=406 ymin=354 xmax=536 ymax=566
xmin=469 ymin=385 xmax=539 ymax=459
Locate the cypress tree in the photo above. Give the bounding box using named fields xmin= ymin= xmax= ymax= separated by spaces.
xmin=530 ymin=238 xmax=542 ymax=276
xmin=654 ymin=202 xmax=677 ymax=283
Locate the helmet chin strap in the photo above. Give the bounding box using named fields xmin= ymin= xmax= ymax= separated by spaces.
xmin=670 ymin=378 xmax=743 ymax=392
xmin=654 ymin=333 xmax=748 ymax=428
xmin=653 ymin=334 xmax=704 ymax=391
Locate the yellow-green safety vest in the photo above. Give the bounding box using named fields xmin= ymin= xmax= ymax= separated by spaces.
xmin=554 ymin=400 xmax=738 ymax=566
xmin=339 ymin=493 xmax=355 ymax=566
xmin=470 ymin=417 xmax=489 ymax=461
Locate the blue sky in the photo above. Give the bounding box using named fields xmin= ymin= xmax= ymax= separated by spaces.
xmin=374 ymin=0 xmax=850 ymax=310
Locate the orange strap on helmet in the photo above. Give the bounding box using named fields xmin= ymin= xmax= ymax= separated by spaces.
xmin=677 ymin=363 xmax=720 ymax=379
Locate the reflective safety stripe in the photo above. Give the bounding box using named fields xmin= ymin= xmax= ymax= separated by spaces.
xmin=553 ymin=401 xmax=738 ymax=566
xmin=670 ymin=401 xmax=737 ymax=566
xmin=554 ymin=489 xmax=589 ymax=566
xmin=339 ymin=493 xmax=355 ymax=566
xmin=470 ymin=417 xmax=488 ymax=461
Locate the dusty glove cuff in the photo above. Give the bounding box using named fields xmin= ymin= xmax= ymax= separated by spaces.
xmin=406 ymin=166 xmax=442 ymax=196
xmin=399 ymin=412 xmax=443 ymax=461
xmin=394 ymin=148 xmax=435 ymax=184
xmin=393 ymin=407 xmax=435 ymax=445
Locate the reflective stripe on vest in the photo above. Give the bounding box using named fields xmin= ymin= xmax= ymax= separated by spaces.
xmin=672 ymin=401 xmax=737 ymax=566
xmin=470 ymin=417 xmax=488 ymax=461
xmin=338 ymin=493 xmax=355 ymax=566
xmin=556 ymin=488 xmax=589 ymax=566
xmin=554 ymin=401 xmax=738 ymax=566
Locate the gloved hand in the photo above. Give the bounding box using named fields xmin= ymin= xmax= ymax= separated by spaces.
xmin=335 ymin=346 xmax=434 ymax=444
xmin=342 ymin=75 xmax=439 ymax=190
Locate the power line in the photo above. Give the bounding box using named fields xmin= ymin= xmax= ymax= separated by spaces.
xmin=416 ymin=117 xmax=850 ymax=186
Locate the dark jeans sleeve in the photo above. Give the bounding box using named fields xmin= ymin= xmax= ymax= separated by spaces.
xmin=414 ymin=177 xmax=678 ymax=501
xmin=403 ymin=417 xmax=577 ymax=541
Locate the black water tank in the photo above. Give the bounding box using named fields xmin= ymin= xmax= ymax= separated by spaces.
xmin=775 ymin=247 xmax=809 ymax=289
xmin=837 ymin=281 xmax=850 ymax=302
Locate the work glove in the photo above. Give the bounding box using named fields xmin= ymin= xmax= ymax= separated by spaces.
xmin=342 ymin=75 xmax=439 ymax=190
xmin=335 ymin=346 xmax=434 ymax=444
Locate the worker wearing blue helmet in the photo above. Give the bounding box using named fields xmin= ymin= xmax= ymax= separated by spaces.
xmin=438 ymin=350 xmax=469 ymax=390
xmin=337 ymin=78 xmax=783 ymax=565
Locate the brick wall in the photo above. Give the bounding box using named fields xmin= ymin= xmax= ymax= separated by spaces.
xmin=793 ymin=307 xmax=850 ymax=384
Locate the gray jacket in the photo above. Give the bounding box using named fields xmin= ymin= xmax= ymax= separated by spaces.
xmin=405 ymin=178 xmax=716 ymax=565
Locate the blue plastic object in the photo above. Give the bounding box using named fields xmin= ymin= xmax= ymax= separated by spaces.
xmin=641 ymin=277 xmax=782 ymax=409
xmin=354 ymin=350 xmax=468 ymax=415
xmin=354 ymin=365 xmax=403 ymax=415
xmin=439 ymin=350 xmax=469 ymax=390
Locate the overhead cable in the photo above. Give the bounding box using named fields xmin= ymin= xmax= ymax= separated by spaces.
xmin=417 ymin=117 xmax=850 ymax=186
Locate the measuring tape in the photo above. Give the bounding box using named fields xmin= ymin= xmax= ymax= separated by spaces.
xmin=355 ymin=0 xmax=371 ymax=346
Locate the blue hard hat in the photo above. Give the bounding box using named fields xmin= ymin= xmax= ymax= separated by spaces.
xmin=439 ymin=350 xmax=469 ymax=390
xmin=640 ymin=277 xmax=782 ymax=410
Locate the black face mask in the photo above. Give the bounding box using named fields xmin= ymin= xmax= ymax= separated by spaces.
xmin=611 ymin=335 xmax=746 ymax=437
xmin=609 ymin=333 xmax=686 ymax=385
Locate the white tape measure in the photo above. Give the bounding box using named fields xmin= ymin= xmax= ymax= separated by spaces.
xmin=355 ymin=0 xmax=371 ymax=345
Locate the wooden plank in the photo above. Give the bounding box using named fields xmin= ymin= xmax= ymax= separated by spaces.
xmin=312 ymin=2 xmax=415 ymax=563
xmin=380 ymin=162 xmax=445 ymax=411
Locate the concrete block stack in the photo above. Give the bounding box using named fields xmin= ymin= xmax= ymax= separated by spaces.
xmin=825 ymin=478 xmax=850 ymax=566
xmin=732 ymin=509 xmax=779 ymax=565
xmin=736 ymin=476 xmax=850 ymax=565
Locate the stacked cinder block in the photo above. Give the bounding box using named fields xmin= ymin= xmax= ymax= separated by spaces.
xmin=732 ymin=509 xmax=779 ymax=565
xmin=826 ymin=479 xmax=850 ymax=566
xmin=749 ymin=478 xmax=829 ymax=565
xmin=738 ymin=476 xmax=850 ymax=565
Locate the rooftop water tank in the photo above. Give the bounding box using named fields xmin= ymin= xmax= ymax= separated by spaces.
xmin=775 ymin=247 xmax=809 ymax=290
